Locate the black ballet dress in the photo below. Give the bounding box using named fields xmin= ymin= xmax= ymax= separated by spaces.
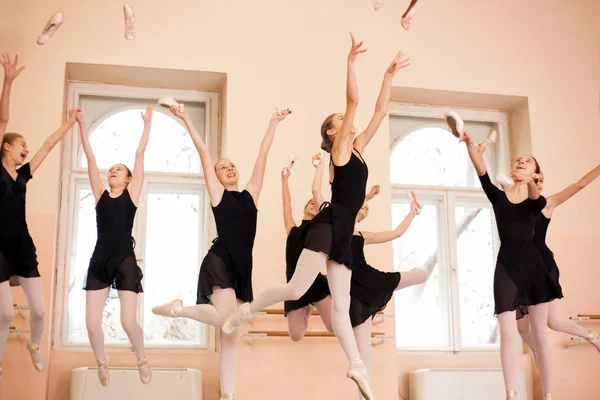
xmin=301 ymin=150 xmax=368 ymax=268
xmin=84 ymin=189 xmax=143 ymax=293
xmin=534 ymin=215 xmax=564 ymax=298
xmin=197 ymin=189 xmax=257 ymax=304
xmin=0 ymin=163 xmax=40 ymax=284
xmin=349 ymin=233 xmax=401 ymax=327
xmin=479 ymin=173 xmax=561 ymax=317
xmin=284 ymin=220 xmax=331 ymax=315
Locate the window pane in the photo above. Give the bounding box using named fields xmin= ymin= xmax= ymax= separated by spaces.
xmin=455 ymin=204 xmax=499 ymax=347
xmin=390 ymin=127 xmax=480 ymax=188
xmin=67 ymin=185 xmax=128 ymax=344
xmin=142 ymin=186 xmax=205 ymax=345
xmin=393 ymin=200 xmax=451 ymax=349
xmin=76 ymin=108 xmax=201 ymax=174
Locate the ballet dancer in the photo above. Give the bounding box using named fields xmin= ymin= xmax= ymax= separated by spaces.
xmin=0 ymin=54 xmax=77 ymax=381
xmin=282 ymin=156 xmax=332 ymax=341
xmin=223 ymin=34 xmax=410 ymax=400
xmin=78 ymin=106 xmax=153 ymax=386
xmin=447 ymin=111 xmax=561 ymax=400
xmin=152 ymin=106 xmax=291 ymax=400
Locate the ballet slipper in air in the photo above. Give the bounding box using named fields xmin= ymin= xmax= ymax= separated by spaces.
xmin=123 ymin=4 xmax=135 ymax=40
xmin=312 ymin=152 xmax=324 ymax=167
xmin=408 ymin=190 xmax=422 ymax=215
xmin=444 ymin=111 xmax=464 ymax=138
xmin=282 ymin=153 xmax=297 ymax=176
xmin=37 ymin=11 xmax=65 ymax=45
xmin=158 ymin=97 xmax=185 ymax=112
xmin=372 ymin=0 xmax=384 ymax=11
xmin=496 ymin=173 xmax=514 ymax=191
xmin=477 ymin=129 xmax=497 ymax=154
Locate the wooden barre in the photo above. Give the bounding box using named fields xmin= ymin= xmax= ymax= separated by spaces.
xmin=577 ymin=314 xmax=600 ymax=319
xmin=246 ymin=330 xmax=384 ymax=338
xmin=260 ymin=309 xmax=384 ymax=316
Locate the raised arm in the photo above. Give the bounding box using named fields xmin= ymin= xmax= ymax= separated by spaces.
xmin=311 ymin=153 xmax=327 ymax=208
xmin=363 ymin=201 xmax=419 ymax=245
xmin=512 ymin=171 xmax=541 ymax=200
xmin=128 ymin=105 xmax=153 ymax=206
xmin=354 ymin=51 xmax=410 ymax=154
xmin=77 ymin=111 xmax=104 ymax=203
xmin=331 ymin=33 xmax=365 ymax=165
xmin=0 ymin=54 xmax=25 ymax=141
xmin=460 ymin=132 xmax=487 ymax=176
xmin=546 ymin=164 xmax=600 ymax=210
xmin=245 ymin=108 xmax=291 ymax=203
xmin=170 ymin=106 xmax=224 ymax=206
xmin=29 ymin=108 xmax=79 ymax=174
xmin=281 ymin=169 xmax=296 ymax=235
xmin=365 ymin=184 xmax=381 ymax=202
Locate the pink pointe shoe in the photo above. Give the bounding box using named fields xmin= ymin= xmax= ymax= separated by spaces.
xmin=158 ymin=97 xmax=185 ymax=112
xmin=444 ymin=111 xmax=464 ymax=138
xmin=123 ymin=4 xmax=135 ymax=40
xmin=496 ymin=173 xmax=514 ymax=191
xmin=372 ymin=0 xmax=384 ymax=11
xmin=282 ymin=153 xmax=297 ymax=177
xmin=347 ymin=358 xmax=375 ymax=400
xmin=37 ymin=11 xmax=65 ymax=45
xmin=221 ymin=303 xmax=254 ymax=334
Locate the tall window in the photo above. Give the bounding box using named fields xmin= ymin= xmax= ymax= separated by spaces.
xmin=390 ymin=105 xmax=510 ymax=352
xmin=55 ymin=83 xmax=219 ymax=348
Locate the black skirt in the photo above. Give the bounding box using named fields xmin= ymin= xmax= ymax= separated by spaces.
xmin=350 ymin=267 xmax=401 ymax=327
xmin=197 ymin=252 xmax=253 ymax=304
xmin=284 ymin=273 xmax=330 ymax=315
xmin=0 ymin=233 xmax=40 ymax=284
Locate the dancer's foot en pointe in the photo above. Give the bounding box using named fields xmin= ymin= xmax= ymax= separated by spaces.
xmin=444 ymin=111 xmax=464 ymax=138
xmin=401 ymin=0 xmax=426 ymax=31
xmin=97 ymin=356 xmax=110 ymax=386
xmin=37 ymin=11 xmax=65 ymax=45
xmin=123 ymin=4 xmax=135 ymax=40
xmin=26 ymin=341 xmax=45 ymax=371
xmin=506 ymin=391 xmax=517 ymax=399
xmin=221 ymin=302 xmax=254 ymax=334
xmin=347 ymin=358 xmax=375 ymax=400
xmin=152 ymin=299 xmax=183 ymax=317
xmin=588 ymin=330 xmax=600 ymax=352
xmin=220 ymin=394 xmax=234 ymax=400
xmin=543 ymin=394 xmax=553 ymax=400
xmin=137 ymin=356 xmax=152 ymax=384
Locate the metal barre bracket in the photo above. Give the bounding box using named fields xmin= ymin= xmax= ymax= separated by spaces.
xmin=9 ymin=327 xmax=30 ymax=340
xmin=14 ymin=305 xmax=29 ymax=318
xmin=569 ymin=316 xmax=590 ymax=324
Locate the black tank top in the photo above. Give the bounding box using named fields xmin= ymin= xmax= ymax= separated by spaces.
xmin=330 ymin=150 xmax=368 ymax=215
xmin=285 ymin=220 xmax=309 ymax=280
xmin=96 ymin=189 xmax=137 ymax=236
xmin=0 ymin=163 xmax=32 ymax=236
xmin=534 ymin=214 xmax=550 ymax=243
xmin=209 ymin=190 xmax=258 ymax=279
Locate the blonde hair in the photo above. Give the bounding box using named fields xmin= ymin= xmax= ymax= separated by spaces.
xmin=1 ymin=133 xmax=24 ymax=157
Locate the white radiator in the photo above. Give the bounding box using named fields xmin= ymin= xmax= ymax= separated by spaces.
xmin=70 ymin=367 xmax=203 ymax=400
xmin=409 ymin=368 xmax=527 ymax=400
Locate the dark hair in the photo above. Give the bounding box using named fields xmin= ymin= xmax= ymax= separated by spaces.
xmin=1 ymin=133 xmax=24 ymax=157
xmin=320 ymin=114 xmax=337 ymax=153
xmin=530 ymin=156 xmax=541 ymax=174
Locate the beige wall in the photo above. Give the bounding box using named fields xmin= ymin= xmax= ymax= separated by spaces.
xmin=1 ymin=0 xmax=599 ymax=399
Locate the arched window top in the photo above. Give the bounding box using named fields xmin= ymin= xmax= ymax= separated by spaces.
xmin=390 ymin=127 xmax=480 ymax=188
xmin=77 ymin=107 xmax=201 ymax=174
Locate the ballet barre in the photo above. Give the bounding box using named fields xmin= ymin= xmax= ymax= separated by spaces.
xmin=243 ymin=330 xmax=392 ymax=345
xmin=9 ymin=326 xmax=30 ymax=340
xmin=257 ymin=309 xmax=386 ymax=323
xmin=13 ymin=303 xmax=29 ymax=318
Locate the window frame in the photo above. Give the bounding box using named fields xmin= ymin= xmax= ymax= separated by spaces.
xmin=389 ymin=103 xmax=518 ymax=353
xmin=53 ymin=82 xmax=219 ymax=352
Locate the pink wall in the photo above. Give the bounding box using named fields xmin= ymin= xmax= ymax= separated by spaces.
xmin=1 ymin=1 xmax=599 ymax=399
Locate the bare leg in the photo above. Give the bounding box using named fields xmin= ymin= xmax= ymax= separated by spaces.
xmin=529 ymin=303 xmax=552 ymax=394
xmin=85 ymin=288 xmax=110 ymax=380
xmin=498 ymin=311 xmax=518 ymax=393
xmin=18 ymin=277 xmax=45 ymax=368
xmin=353 ymin=320 xmax=373 ymax=400
xmin=286 ymin=306 xmax=311 ymax=342
xmin=313 ymin=296 xmax=333 ymax=333
xmin=118 ymin=290 xmax=150 ymax=379
xmin=396 ymin=268 xmax=428 ymax=290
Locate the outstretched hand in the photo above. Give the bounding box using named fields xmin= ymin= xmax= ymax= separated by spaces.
xmin=511 ymin=171 xmax=533 ymax=184
xmin=459 ymin=131 xmax=474 ymax=146
xmin=273 ymin=107 xmax=292 ymax=122
xmin=348 ymin=33 xmax=367 ymax=62
xmin=67 ymin=108 xmax=82 ymax=122
xmin=1 ymin=54 xmax=25 ymax=82
xmin=386 ymin=51 xmax=410 ymax=76
xmin=169 ymin=105 xmax=187 ymax=119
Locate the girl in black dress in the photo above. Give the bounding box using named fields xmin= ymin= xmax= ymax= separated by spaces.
xmin=281 ymin=156 xmax=332 ymax=341
xmin=0 ymin=54 xmax=79 ymax=381
xmin=449 ymin=112 xmax=561 ymax=400
xmin=152 ymin=106 xmax=291 ymax=400
xmin=79 ymin=106 xmax=153 ymax=386
xmin=515 ymin=165 xmax=600 ymax=354
xmin=223 ymin=35 xmax=410 ymax=400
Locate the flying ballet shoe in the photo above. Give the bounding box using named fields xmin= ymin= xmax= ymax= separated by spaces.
xmin=137 ymin=356 xmax=152 ymax=384
xmin=506 ymin=391 xmax=517 ymax=399
xmin=587 ymin=330 xmax=600 ymax=352
xmin=347 ymin=359 xmax=375 ymax=400
xmin=220 ymin=394 xmax=234 ymax=400
xmin=123 ymin=4 xmax=135 ymax=40
xmin=97 ymin=355 xmax=110 ymax=386
xmin=496 ymin=173 xmax=514 ymax=191
xmin=37 ymin=11 xmax=65 ymax=45
xmin=477 ymin=129 xmax=497 ymax=154
xmin=26 ymin=341 xmax=45 ymax=371
xmin=312 ymin=152 xmax=324 ymax=167
xmin=158 ymin=97 xmax=185 ymax=112
xmin=221 ymin=302 xmax=254 ymax=334
xmin=444 ymin=111 xmax=464 ymax=138
xmin=152 ymin=299 xmax=183 ymax=317
xmin=372 ymin=0 xmax=384 ymax=11
xmin=407 ymin=190 xmax=421 ymax=215
xmin=282 ymin=153 xmax=297 ymax=176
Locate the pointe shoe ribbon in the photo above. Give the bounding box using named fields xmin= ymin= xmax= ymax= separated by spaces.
xmin=26 ymin=341 xmax=45 ymax=371
xmin=137 ymin=356 xmax=152 ymax=384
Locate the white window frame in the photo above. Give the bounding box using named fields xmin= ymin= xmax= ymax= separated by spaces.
xmin=390 ymin=103 xmax=521 ymax=353
xmin=53 ymin=82 xmax=220 ymax=352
